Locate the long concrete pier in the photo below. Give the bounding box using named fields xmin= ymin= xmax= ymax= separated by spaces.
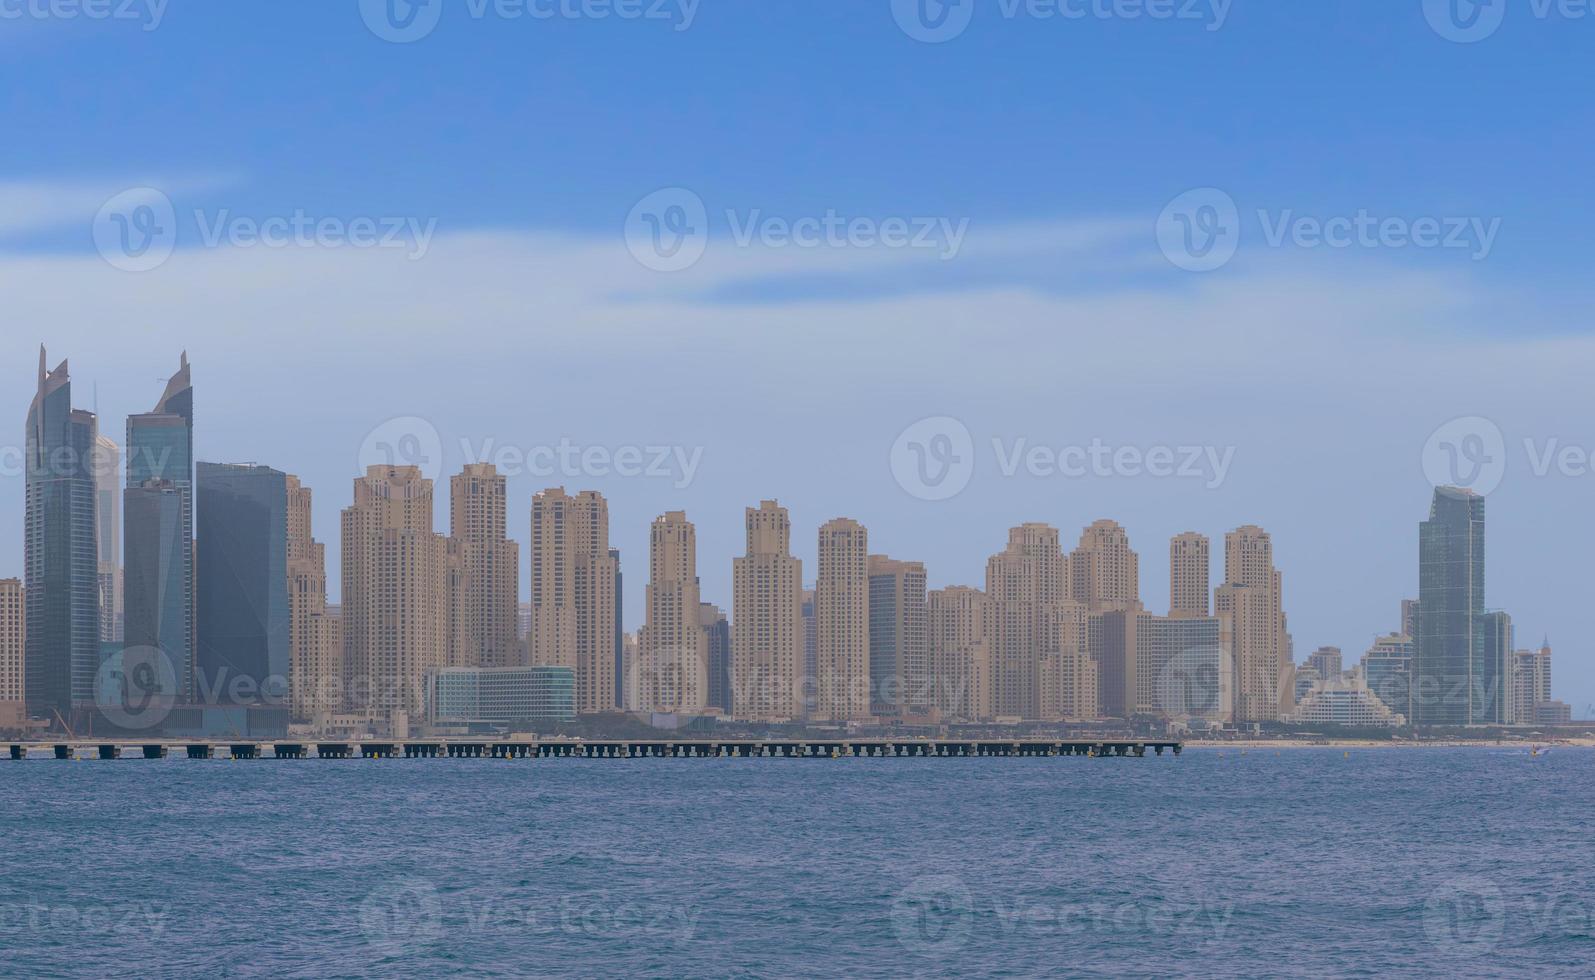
xmin=3 ymin=738 xmax=1180 ymax=761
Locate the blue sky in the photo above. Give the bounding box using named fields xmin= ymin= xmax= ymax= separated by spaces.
xmin=4 ymin=1 xmax=1594 ymax=712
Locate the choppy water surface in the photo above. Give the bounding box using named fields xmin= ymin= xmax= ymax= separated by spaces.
xmin=2 ymin=748 xmax=1593 ymax=977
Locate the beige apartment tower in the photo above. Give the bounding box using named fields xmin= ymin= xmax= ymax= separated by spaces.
xmin=985 ymin=523 xmax=1072 ymax=719
xmin=341 ymin=466 xmax=448 ymax=724
xmin=1215 ymin=525 xmax=1292 ymax=724
xmin=814 ymin=518 xmax=871 ymax=722
xmin=640 ymin=511 xmax=709 ymax=713
xmin=448 ymin=464 xmax=520 ymax=670
xmin=1070 ymin=519 xmax=1141 ymax=613
xmin=1169 ymin=532 xmax=1210 ymax=618
xmin=731 ymin=500 xmax=804 ymax=721
xmin=927 ymin=586 xmax=992 ymax=721
xmin=0 ymin=579 xmax=23 ymax=727
xmin=287 ymin=476 xmax=341 ymax=721
xmin=529 ymin=488 xmax=618 ymax=714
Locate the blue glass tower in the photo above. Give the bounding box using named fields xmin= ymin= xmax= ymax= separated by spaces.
xmin=1413 ymin=486 xmax=1486 ymax=727
xmin=124 ymin=354 xmax=194 ymax=698
xmin=195 ymin=463 xmax=289 ymax=709
xmin=24 ymin=348 xmax=100 ymax=724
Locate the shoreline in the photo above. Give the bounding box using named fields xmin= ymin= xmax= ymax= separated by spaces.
xmin=1185 ymin=737 xmax=1595 ymax=749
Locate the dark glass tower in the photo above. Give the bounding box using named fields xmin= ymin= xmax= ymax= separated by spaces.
xmin=123 ymin=481 xmax=189 ymax=701
xmin=125 ymin=353 xmax=194 ymax=697
xmin=1413 ymin=486 xmax=1486 ymax=727
xmin=24 ymin=348 xmax=100 ymax=723
xmin=196 ymin=463 xmax=289 ymax=708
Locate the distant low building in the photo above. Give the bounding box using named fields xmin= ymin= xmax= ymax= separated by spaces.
xmin=1306 ymin=646 xmax=1343 ymax=685
xmin=1534 ymin=700 xmax=1572 ymax=725
xmin=1361 ymin=633 xmax=1412 ymax=718
xmin=1512 ymin=643 xmax=1553 ymax=725
xmin=1293 ymin=666 xmax=1320 ymax=704
xmin=425 ymin=665 xmax=576 ymax=728
xmin=1285 ymin=675 xmax=1406 ymax=728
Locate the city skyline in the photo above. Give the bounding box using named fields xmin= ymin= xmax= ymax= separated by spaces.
xmin=3 ymin=344 xmax=1581 ymax=726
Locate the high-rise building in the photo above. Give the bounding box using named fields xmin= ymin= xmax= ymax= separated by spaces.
xmin=620 ymin=630 xmax=640 ymax=711
xmin=1401 ymin=599 xmax=1419 ymax=640
xmin=124 ymin=354 xmax=194 ymax=697
xmin=0 ymin=579 xmax=24 ymax=726
xmin=1214 ymin=525 xmax=1291 ymax=724
xmin=700 ymin=602 xmax=731 ymax=714
xmin=801 ymin=587 xmax=817 ymax=719
xmin=528 ymin=488 xmax=618 ymax=714
xmin=815 ymin=518 xmax=870 ymax=722
xmin=1480 ymin=610 xmax=1513 ymax=726
xmin=92 ymin=434 xmax=122 ymax=644
xmin=1306 ymin=646 xmax=1343 ymax=685
xmin=1169 ymin=532 xmax=1209 ymax=619
xmin=867 ymin=555 xmax=928 ymax=719
xmin=611 ymin=548 xmax=623 ymax=709
xmin=985 ymin=523 xmax=1077 ymax=719
xmin=1070 ymin=520 xmax=1140 ymax=613
xmin=1512 ymin=641 xmax=1553 ymax=725
xmin=123 ymin=481 xmax=189 ymax=701
xmin=1099 ymin=611 xmax=1224 ymax=722
xmin=517 ymin=602 xmax=533 ymax=643
xmin=1413 ymin=487 xmax=1486 ymax=727
xmin=927 ymin=585 xmax=991 ymax=722
xmin=24 ymin=348 xmax=100 ymax=722
xmin=731 ymin=501 xmax=803 ymax=722
xmin=447 ymin=464 xmax=520 ymax=670
xmin=286 ymin=475 xmax=340 ymax=722
xmin=195 ymin=463 xmax=289 ymax=711
xmin=342 ymin=466 xmax=448 ymax=725
xmin=639 ymin=511 xmax=708 ymax=713
xmin=1361 ymin=633 xmax=1413 ymax=718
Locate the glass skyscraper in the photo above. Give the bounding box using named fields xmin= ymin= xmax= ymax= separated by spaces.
xmin=24 ymin=348 xmax=100 ymax=722
xmin=1413 ymin=486 xmax=1486 ymax=727
xmin=123 ymin=481 xmax=190 ymax=701
xmin=196 ymin=463 xmax=290 ymax=709
xmin=124 ymin=353 xmax=194 ymax=699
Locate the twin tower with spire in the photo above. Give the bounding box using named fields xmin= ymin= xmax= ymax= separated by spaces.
xmin=23 ymin=346 xmax=193 ymax=725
